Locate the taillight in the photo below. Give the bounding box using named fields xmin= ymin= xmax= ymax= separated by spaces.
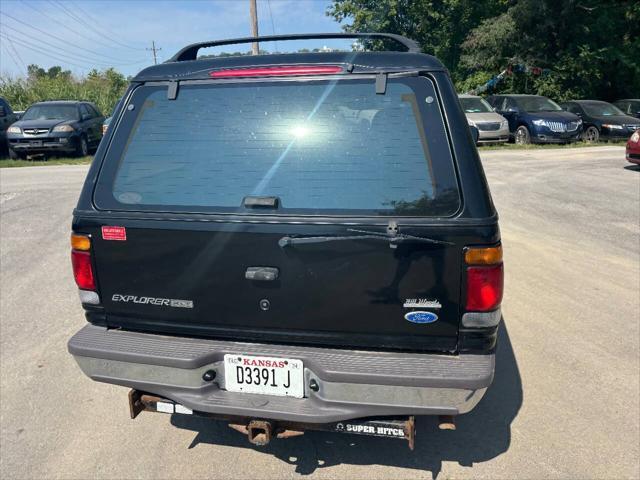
xmin=209 ymin=65 xmax=343 ymax=78
xmin=71 ymin=250 xmax=95 ymax=290
xmin=465 ymin=245 xmax=503 ymax=312
xmin=466 ymin=264 xmax=503 ymax=311
xmin=71 ymin=233 xmax=97 ymax=296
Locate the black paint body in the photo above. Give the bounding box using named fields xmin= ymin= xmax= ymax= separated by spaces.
xmin=73 ymin=50 xmax=499 ymax=354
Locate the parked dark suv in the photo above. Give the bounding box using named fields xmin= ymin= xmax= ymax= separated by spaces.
xmin=7 ymin=100 xmax=104 ymax=159
xmin=486 ymin=94 xmax=582 ymax=144
xmin=560 ymin=100 xmax=640 ymax=142
xmin=0 ymin=97 xmax=18 ymax=156
xmin=67 ymin=33 xmax=503 ymax=449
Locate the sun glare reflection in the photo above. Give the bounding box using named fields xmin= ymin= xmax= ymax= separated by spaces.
xmin=291 ymin=125 xmax=310 ymax=138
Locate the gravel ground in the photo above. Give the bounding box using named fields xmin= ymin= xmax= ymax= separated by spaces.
xmin=1 ymin=146 xmax=638 ymax=479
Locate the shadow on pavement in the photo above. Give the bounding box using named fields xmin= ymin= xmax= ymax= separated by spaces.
xmin=170 ymin=321 xmax=522 ymax=477
xmin=623 ymin=164 xmax=639 ymax=172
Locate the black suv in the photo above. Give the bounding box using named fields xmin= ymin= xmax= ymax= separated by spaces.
xmin=560 ymin=100 xmax=640 ymax=142
xmin=0 ymin=97 xmax=18 ymax=156
xmin=67 ymin=33 xmax=503 ymax=448
xmin=7 ymin=100 xmax=104 ymax=159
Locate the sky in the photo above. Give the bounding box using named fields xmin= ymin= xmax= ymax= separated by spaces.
xmin=0 ymin=0 xmax=344 ymax=78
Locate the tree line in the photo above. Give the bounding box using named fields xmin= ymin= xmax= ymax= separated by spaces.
xmin=328 ymin=0 xmax=640 ymax=101
xmin=2 ymin=1 xmax=637 ymax=110
xmin=0 ymin=65 xmax=127 ymax=115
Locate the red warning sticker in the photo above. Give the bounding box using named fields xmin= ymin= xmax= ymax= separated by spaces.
xmin=102 ymin=226 xmax=126 ymax=241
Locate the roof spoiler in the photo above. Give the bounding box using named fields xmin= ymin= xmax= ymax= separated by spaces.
xmin=168 ymin=33 xmax=421 ymax=62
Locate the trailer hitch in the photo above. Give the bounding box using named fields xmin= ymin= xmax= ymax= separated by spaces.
xmin=128 ymin=389 xmax=417 ymax=449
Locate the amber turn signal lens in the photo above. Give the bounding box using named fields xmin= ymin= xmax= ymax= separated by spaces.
xmin=71 ymin=233 xmax=91 ymax=251
xmin=464 ymin=245 xmax=502 ymax=265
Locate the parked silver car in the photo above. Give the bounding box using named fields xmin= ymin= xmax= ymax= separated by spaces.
xmin=459 ymin=94 xmax=509 ymax=144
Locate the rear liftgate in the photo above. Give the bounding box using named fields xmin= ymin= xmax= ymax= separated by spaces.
xmin=128 ymin=390 xmax=456 ymax=449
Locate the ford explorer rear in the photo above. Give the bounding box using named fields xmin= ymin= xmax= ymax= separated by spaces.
xmin=68 ymin=33 xmax=503 ymax=448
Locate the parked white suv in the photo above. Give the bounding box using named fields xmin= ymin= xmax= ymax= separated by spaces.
xmin=459 ymin=94 xmax=509 ymax=144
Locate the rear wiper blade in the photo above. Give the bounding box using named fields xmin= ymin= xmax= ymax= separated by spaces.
xmin=278 ymin=228 xmax=453 ymax=249
xmin=347 ymin=228 xmax=454 ymax=246
xmin=279 ymin=234 xmax=391 ymax=248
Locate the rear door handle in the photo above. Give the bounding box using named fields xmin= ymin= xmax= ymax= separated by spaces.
xmin=245 ymin=267 xmax=279 ymax=281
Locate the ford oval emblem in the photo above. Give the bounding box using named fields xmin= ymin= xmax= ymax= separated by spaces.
xmin=404 ymin=311 xmax=438 ymax=324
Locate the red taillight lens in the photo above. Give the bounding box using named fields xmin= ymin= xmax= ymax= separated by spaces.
xmin=71 ymin=250 xmax=95 ymax=290
xmin=466 ymin=264 xmax=503 ymax=311
xmin=209 ymin=65 xmax=343 ymax=78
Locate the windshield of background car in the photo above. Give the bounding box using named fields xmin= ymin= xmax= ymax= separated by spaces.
xmin=22 ymin=105 xmax=79 ymax=121
xmin=518 ymin=97 xmax=562 ymax=112
xmin=583 ymin=102 xmax=625 ymax=117
xmin=95 ymin=76 xmax=460 ymax=217
xmin=460 ymin=97 xmax=492 ymax=113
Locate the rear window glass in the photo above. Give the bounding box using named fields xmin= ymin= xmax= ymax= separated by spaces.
xmin=96 ymin=77 xmax=459 ymax=216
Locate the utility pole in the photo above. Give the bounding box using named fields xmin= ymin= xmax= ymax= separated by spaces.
xmin=249 ymin=0 xmax=259 ymax=55
xmin=147 ymin=40 xmax=161 ymax=65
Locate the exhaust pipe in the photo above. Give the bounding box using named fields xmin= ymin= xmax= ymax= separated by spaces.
xmin=438 ymin=415 xmax=456 ymax=430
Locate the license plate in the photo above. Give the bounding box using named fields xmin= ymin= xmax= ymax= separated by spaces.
xmin=31 ymin=140 xmax=42 ymax=147
xmin=224 ymin=354 xmax=304 ymax=398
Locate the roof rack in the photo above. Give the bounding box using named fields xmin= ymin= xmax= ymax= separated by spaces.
xmin=169 ymin=33 xmax=421 ymax=62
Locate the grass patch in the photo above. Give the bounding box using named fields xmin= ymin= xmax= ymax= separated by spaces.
xmin=0 ymin=156 xmax=93 ymax=168
xmin=478 ymin=141 xmax=627 ymax=150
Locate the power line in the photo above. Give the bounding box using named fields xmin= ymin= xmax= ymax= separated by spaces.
xmin=49 ymin=0 xmax=145 ymax=53
xmin=1 ymin=43 xmax=22 ymax=72
xmin=20 ymin=0 xmax=142 ymax=59
xmin=0 ymin=22 xmax=148 ymax=67
xmin=0 ymin=33 xmax=98 ymax=70
xmin=48 ymin=0 xmax=96 ymax=27
xmin=2 ymin=11 xmax=131 ymax=63
xmin=68 ymin=0 xmax=147 ymax=51
xmin=266 ymin=0 xmax=278 ymax=51
xmin=5 ymin=35 xmax=27 ymax=71
xmin=0 ymin=32 xmax=109 ymax=68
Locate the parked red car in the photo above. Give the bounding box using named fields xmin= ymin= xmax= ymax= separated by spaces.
xmin=626 ymin=129 xmax=640 ymax=164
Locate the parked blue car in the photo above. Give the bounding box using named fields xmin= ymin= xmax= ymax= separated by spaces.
xmin=486 ymin=94 xmax=583 ymax=144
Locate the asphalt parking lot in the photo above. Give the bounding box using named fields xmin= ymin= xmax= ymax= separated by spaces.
xmin=1 ymin=146 xmax=638 ymax=479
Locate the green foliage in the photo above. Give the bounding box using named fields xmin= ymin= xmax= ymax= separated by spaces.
xmin=0 ymin=65 xmax=127 ymax=115
xmin=328 ymin=0 xmax=640 ymax=100
xmin=328 ymin=0 xmax=504 ymax=78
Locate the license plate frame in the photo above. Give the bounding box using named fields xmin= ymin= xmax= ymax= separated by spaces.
xmin=224 ymin=354 xmax=304 ymax=398
xmin=30 ymin=140 xmax=43 ymax=147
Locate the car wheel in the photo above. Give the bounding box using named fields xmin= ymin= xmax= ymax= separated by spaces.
xmin=582 ymin=126 xmax=599 ymax=143
xmin=515 ymin=126 xmax=531 ymax=145
xmin=75 ymin=135 xmax=89 ymax=157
